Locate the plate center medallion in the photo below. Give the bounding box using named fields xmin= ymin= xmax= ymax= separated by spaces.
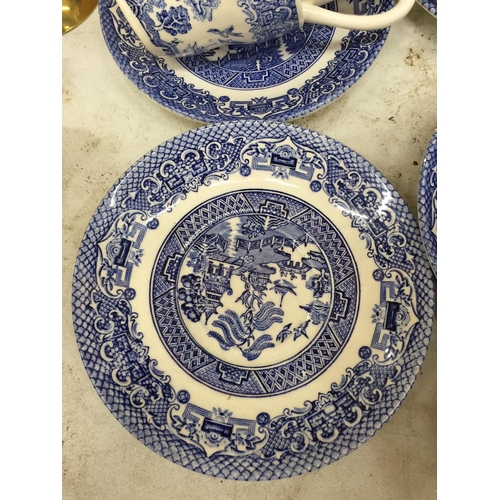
xmin=176 ymin=212 xmax=333 ymax=368
xmin=151 ymin=190 xmax=359 ymax=397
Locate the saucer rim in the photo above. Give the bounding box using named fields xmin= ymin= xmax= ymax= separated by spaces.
xmin=98 ymin=0 xmax=391 ymax=123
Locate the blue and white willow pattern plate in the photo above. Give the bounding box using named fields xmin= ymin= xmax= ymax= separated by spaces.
xmin=418 ymin=129 xmax=437 ymax=277
xmin=99 ymin=0 xmax=392 ymax=122
xmin=417 ymin=0 xmax=437 ymax=17
xmin=72 ymin=120 xmax=435 ymax=480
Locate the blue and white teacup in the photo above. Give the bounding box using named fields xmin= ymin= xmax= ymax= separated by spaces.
xmin=116 ymin=0 xmax=416 ymax=58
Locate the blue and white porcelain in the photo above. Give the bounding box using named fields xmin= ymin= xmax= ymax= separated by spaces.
xmin=116 ymin=0 xmax=301 ymax=57
xmin=417 ymin=0 xmax=437 ymax=17
xmin=72 ymin=120 xmax=435 ymax=479
xmin=116 ymin=0 xmax=415 ymax=57
xmin=418 ymin=129 xmax=437 ymax=277
xmin=99 ymin=0 xmax=392 ymax=122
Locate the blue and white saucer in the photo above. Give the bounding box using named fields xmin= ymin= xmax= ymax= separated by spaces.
xmin=418 ymin=129 xmax=437 ymax=277
xmin=99 ymin=0 xmax=392 ymax=122
xmin=72 ymin=120 xmax=435 ymax=479
xmin=417 ymin=0 xmax=437 ymax=17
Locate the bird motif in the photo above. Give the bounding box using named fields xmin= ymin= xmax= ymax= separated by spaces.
xmin=276 ymin=323 xmax=293 ymax=343
xmin=208 ymin=26 xmax=244 ymax=38
xmin=270 ymin=279 xmax=297 ymax=307
xmin=293 ymin=320 xmax=310 ymax=341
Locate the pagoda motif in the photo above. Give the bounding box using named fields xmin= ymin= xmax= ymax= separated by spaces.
xmin=202 ymin=258 xmax=238 ymax=323
xmin=277 ymin=259 xmax=312 ymax=280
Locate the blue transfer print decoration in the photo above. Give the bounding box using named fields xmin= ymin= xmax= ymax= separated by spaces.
xmin=184 ymin=0 xmax=221 ymax=22
xmin=123 ymin=0 xmax=300 ymax=57
xmin=125 ymin=0 xmax=193 ymax=56
xmin=177 ymin=389 xmax=191 ymax=403
xmin=177 ymin=25 xmax=325 ymax=90
xmin=73 ymin=121 xmax=435 ymax=480
xmin=236 ymin=0 xmax=299 ymax=45
xmin=418 ymin=129 xmax=437 ymax=277
xmin=99 ymin=0 xmax=391 ymax=121
xmin=151 ymin=191 xmax=359 ymax=396
xmin=418 ymin=0 xmax=437 ymax=17
xmin=156 ymin=6 xmax=191 ymax=36
xmin=96 ymin=211 xmax=148 ymax=296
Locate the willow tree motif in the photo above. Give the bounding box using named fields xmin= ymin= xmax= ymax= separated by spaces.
xmin=156 ymin=6 xmax=192 ymax=36
xmin=214 ymin=267 xmax=284 ymax=360
xmin=184 ymin=0 xmax=221 ymax=22
xmin=305 ymin=272 xmax=330 ymax=298
xmin=303 ymin=250 xmax=331 ymax=298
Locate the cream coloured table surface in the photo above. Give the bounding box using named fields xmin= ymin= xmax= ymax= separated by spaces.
xmin=62 ymin=3 xmax=437 ymax=499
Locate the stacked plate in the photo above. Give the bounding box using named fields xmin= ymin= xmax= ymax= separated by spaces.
xmin=418 ymin=130 xmax=438 ymax=276
xmin=418 ymin=0 xmax=437 ymax=17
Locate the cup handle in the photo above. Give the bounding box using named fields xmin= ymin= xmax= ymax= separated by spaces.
xmin=301 ymin=0 xmax=416 ymax=30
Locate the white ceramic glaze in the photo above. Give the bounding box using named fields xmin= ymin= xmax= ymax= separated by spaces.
xmin=116 ymin=0 xmax=415 ymax=57
xmin=303 ymin=0 xmax=414 ymax=30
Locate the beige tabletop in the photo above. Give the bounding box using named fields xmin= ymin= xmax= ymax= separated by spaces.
xmin=62 ymin=3 xmax=437 ymax=499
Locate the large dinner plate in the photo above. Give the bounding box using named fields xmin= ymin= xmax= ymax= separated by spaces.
xmin=72 ymin=120 xmax=435 ymax=480
xmin=99 ymin=0 xmax=393 ymax=122
xmin=418 ymin=129 xmax=437 ymax=276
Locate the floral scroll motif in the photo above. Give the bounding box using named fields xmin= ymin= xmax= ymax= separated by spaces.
xmin=96 ymin=210 xmax=155 ymax=298
xmin=370 ymin=269 xmax=419 ymax=365
xmin=138 ymin=138 xmax=245 ymax=213
xmin=325 ymin=168 xmax=416 ymax=274
xmin=91 ymin=289 xmax=175 ymax=425
xmin=258 ymin=356 xmax=401 ymax=460
xmin=167 ymin=403 xmax=269 ymax=457
xmin=240 ymin=136 xmax=327 ymax=184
